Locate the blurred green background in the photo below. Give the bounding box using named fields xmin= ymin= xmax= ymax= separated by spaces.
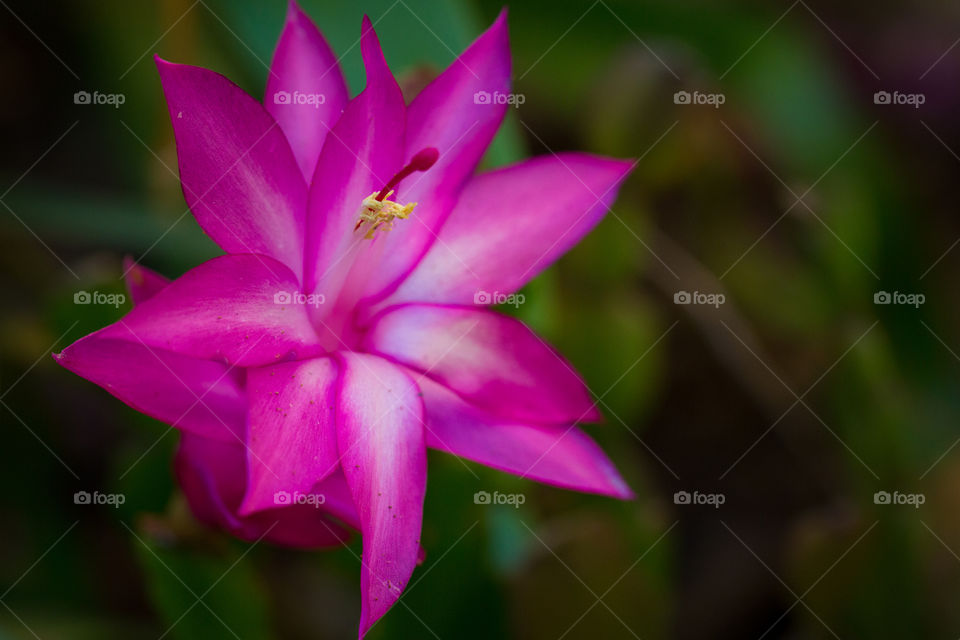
xmin=2 ymin=0 xmax=960 ymax=638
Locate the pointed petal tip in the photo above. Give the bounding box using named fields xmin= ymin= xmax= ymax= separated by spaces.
xmin=359 ymin=15 xmax=377 ymax=46
xmin=358 ymin=13 xmax=401 ymax=99
xmin=594 ymin=153 xmax=636 ymax=174
xmin=285 ymin=0 xmax=312 ymax=28
xmin=153 ymin=55 xmax=190 ymax=78
xmin=359 ymin=15 xmax=384 ymax=65
xmin=615 ymin=156 xmax=637 ymax=176
xmin=599 ymin=452 xmax=634 ymax=500
xmin=483 ymin=8 xmax=509 ymax=49
xmin=357 ymin=598 xmax=375 ymax=639
xmin=572 ymin=153 xmax=637 ymax=189
xmin=468 ymin=8 xmax=509 ymax=60
xmin=583 ymin=405 xmax=605 ymax=423
xmin=613 ymin=477 xmax=636 ymax=500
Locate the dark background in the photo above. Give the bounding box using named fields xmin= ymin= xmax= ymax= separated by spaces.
xmin=2 ymin=0 xmax=960 ymax=638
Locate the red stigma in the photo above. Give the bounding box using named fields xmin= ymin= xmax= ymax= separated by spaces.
xmin=375 ymin=147 xmax=439 ymax=201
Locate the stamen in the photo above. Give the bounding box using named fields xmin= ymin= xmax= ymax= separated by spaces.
xmin=354 ymin=190 xmax=417 ymax=238
xmin=354 ymin=147 xmax=439 ymax=239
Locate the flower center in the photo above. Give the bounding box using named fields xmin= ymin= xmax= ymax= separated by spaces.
xmin=354 ymin=147 xmax=438 ymax=239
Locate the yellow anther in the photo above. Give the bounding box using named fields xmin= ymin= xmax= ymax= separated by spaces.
xmin=354 ymin=190 xmax=417 ymax=239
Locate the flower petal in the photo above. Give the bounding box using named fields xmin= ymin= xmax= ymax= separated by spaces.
xmin=156 ymin=57 xmax=306 ymax=279
xmin=122 ymin=257 xmax=170 ymax=304
xmin=177 ymin=433 xmax=353 ymax=548
xmin=257 ymin=502 xmax=353 ymax=548
xmin=303 ymin=16 xmax=405 ymax=308
xmin=311 ymin=469 xmax=362 ymax=531
xmin=98 ymin=254 xmax=322 ymax=367
xmin=418 ymin=376 xmax=632 ymax=498
xmin=265 ymin=1 xmax=349 ymax=181
xmin=383 ymin=153 xmax=633 ymax=307
xmin=54 ymin=332 xmax=242 ymax=443
xmin=363 ymin=10 xmax=511 ymax=302
xmin=363 ymin=304 xmax=599 ymax=424
xmin=239 ymin=356 xmax=340 ymax=515
xmin=335 ymin=352 xmax=425 ymax=637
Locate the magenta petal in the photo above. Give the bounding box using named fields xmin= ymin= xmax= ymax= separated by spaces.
xmin=255 ymin=503 xmax=352 ymax=548
xmin=239 ymin=356 xmax=340 ymax=515
xmin=335 ymin=352 xmax=426 ymax=637
xmin=155 ymin=57 xmax=306 ymax=279
xmin=384 ymin=153 xmax=634 ymax=307
xmin=176 ymin=434 xmax=248 ymax=530
xmin=302 ymin=16 xmax=405 ymax=306
xmin=176 ymin=434 xmax=352 ymax=548
xmin=311 ymin=469 xmax=362 ymax=531
xmin=122 ymin=257 xmax=170 ymax=304
xmin=54 ymin=333 xmax=242 ymax=443
xmin=59 ymin=257 xmax=244 ymax=442
xmin=418 ymin=376 xmax=632 ymax=498
xmin=363 ymin=10 xmax=511 ymax=301
xmin=265 ymin=1 xmax=349 ymax=181
xmin=364 ymin=304 xmax=600 ymax=424
xmin=99 ymin=254 xmax=322 ymax=367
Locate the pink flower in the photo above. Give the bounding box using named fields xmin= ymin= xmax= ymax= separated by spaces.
xmin=55 ymin=3 xmax=634 ymax=636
